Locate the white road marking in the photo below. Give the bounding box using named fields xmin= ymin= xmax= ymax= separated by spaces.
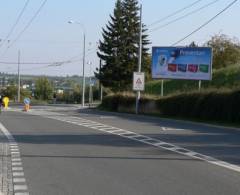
xmin=119 ymin=132 xmax=136 ymax=136
xmin=10 ymin=143 xmax=18 ymax=145
xmin=162 ymin=127 xmax=185 ymax=131
xmin=10 ymin=145 xmax=18 ymax=148
xmin=11 ymin=151 xmax=20 ymax=154
xmin=83 ymin=123 xmax=101 ymax=127
xmin=12 ymin=158 xmax=21 ymax=162
xmin=12 ymin=162 xmax=22 ymax=166
xmin=128 ymin=135 xmax=143 ymax=139
xmin=11 ymin=148 xmax=19 ymax=152
xmin=13 ymin=178 xmax=26 ymax=183
xmin=13 ymin=172 xmax=24 ymax=177
xmin=186 ymin=151 xmax=197 ymax=156
xmin=91 ymin=125 xmax=109 ymax=129
xmin=22 ymin=109 xmax=240 ymax=174
xmin=14 ymin=185 xmax=28 ymax=191
xmin=85 ymin=124 xmax=105 ymax=128
xmin=140 ymin=138 xmax=153 ymax=141
xmin=0 ymin=122 xmax=29 ymax=195
xmin=100 ymin=116 xmax=116 ymax=119
xmin=14 ymin=192 xmax=29 ymax=195
xmin=12 ymin=167 xmax=23 ymax=171
xmin=99 ymin=127 xmax=117 ymax=130
xmin=12 ymin=154 xmax=21 ymax=158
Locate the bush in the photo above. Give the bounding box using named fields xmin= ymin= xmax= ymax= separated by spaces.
xmin=155 ymin=89 xmax=240 ymax=122
xmin=100 ymin=89 xmax=240 ymax=123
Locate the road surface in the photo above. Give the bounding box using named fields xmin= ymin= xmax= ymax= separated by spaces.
xmin=0 ymin=105 xmax=240 ymax=195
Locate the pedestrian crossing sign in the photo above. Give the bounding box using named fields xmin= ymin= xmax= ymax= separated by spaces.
xmin=133 ymin=72 xmax=145 ymax=91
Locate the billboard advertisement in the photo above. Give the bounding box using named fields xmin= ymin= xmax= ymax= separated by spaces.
xmin=152 ymin=47 xmax=212 ymax=80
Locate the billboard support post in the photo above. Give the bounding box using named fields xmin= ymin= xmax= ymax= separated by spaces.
xmin=198 ymin=80 xmax=202 ymax=91
xmin=161 ymin=80 xmax=164 ymax=97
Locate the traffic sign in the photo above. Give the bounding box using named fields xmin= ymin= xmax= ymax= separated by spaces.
xmin=24 ymin=98 xmax=30 ymax=105
xmin=133 ymin=72 xmax=145 ymax=91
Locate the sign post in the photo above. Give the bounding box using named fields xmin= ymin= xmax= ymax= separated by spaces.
xmin=24 ymin=97 xmax=31 ymax=112
xmin=133 ymin=72 xmax=145 ymax=114
xmin=198 ymin=80 xmax=202 ymax=91
xmin=161 ymin=80 xmax=164 ymax=97
xmin=135 ymin=4 xmax=143 ymax=115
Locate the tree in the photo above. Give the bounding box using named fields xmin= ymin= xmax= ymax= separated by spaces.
xmin=96 ymin=0 xmax=125 ymax=91
xmin=2 ymin=85 xmax=31 ymax=101
xmin=96 ymin=0 xmax=150 ymax=92
xmin=189 ymin=41 xmax=198 ymax=47
xmin=35 ymin=77 xmax=53 ymax=100
xmin=206 ymin=34 xmax=240 ymax=69
xmin=121 ymin=0 xmax=150 ymax=82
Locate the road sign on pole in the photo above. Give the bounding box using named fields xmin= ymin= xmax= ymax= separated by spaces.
xmin=133 ymin=72 xmax=145 ymax=91
xmin=135 ymin=4 xmax=143 ymax=115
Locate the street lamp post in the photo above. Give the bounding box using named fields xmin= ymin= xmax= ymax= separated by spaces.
xmin=17 ymin=50 xmax=21 ymax=102
xmin=68 ymin=20 xmax=86 ymax=107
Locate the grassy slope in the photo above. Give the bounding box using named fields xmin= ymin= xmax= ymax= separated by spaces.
xmin=145 ymin=64 xmax=240 ymax=96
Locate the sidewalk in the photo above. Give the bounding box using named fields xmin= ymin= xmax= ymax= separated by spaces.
xmin=0 ymin=126 xmax=13 ymax=195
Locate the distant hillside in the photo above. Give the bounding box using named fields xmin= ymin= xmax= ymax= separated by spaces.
xmin=0 ymin=73 xmax=95 ymax=86
xmin=145 ymin=64 xmax=240 ymax=96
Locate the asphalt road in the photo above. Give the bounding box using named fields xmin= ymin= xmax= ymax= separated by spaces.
xmin=1 ymin=105 xmax=240 ymax=195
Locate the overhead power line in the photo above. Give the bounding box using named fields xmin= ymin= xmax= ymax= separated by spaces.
xmin=2 ymin=0 xmax=48 ymax=55
xmin=149 ymin=0 xmax=203 ymax=27
xmin=0 ymin=49 xmax=96 ymax=74
xmin=0 ymin=61 xmax=68 ymax=65
xmin=0 ymin=46 xmax=99 ymax=74
xmin=0 ymin=0 xmax=30 ymax=49
xmin=172 ymin=0 xmax=239 ymax=46
xmin=0 ymin=48 xmax=96 ymax=65
xmin=149 ymin=0 xmax=220 ymax=33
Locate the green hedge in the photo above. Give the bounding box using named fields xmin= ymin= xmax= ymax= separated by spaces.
xmin=101 ymin=93 xmax=136 ymax=112
xmin=100 ymin=90 xmax=240 ymax=123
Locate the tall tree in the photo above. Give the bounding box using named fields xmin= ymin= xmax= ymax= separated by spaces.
xmin=206 ymin=34 xmax=240 ymax=69
xmin=121 ymin=0 xmax=150 ymax=78
xmin=96 ymin=0 xmax=125 ymax=91
xmin=96 ymin=0 xmax=150 ymax=92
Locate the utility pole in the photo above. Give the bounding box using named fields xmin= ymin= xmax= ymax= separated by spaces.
xmin=82 ymin=33 xmax=86 ymax=107
xmin=67 ymin=20 xmax=86 ymax=107
xmin=17 ymin=50 xmax=21 ymax=103
xmin=136 ymin=4 xmax=142 ymax=114
xmin=87 ymin=61 xmax=93 ymax=107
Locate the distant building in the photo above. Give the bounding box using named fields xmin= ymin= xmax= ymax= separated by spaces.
xmin=22 ymin=84 xmax=30 ymax=89
xmin=57 ymin=89 xmax=64 ymax=94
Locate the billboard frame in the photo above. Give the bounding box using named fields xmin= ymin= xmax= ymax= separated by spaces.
xmin=152 ymin=46 xmax=213 ymax=81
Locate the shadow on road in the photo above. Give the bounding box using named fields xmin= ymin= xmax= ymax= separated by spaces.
xmin=13 ymin=134 xmax=145 ymax=147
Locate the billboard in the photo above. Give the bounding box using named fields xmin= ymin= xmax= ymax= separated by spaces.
xmin=152 ymin=47 xmax=212 ymax=80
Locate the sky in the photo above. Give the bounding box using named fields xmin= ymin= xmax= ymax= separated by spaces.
xmin=0 ymin=0 xmax=239 ymax=76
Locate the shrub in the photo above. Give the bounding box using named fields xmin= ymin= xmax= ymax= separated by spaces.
xmin=101 ymin=89 xmax=240 ymax=123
